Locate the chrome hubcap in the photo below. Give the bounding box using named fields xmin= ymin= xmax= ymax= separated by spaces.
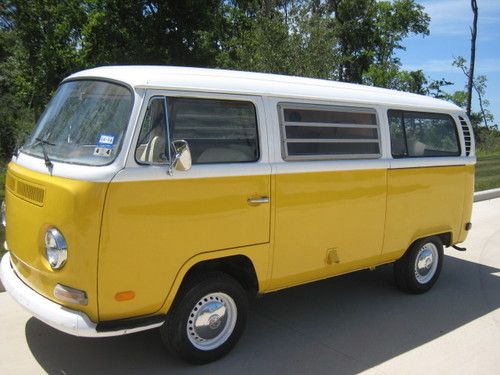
xmin=414 ymin=243 xmax=439 ymax=284
xmin=186 ymin=292 xmax=237 ymax=351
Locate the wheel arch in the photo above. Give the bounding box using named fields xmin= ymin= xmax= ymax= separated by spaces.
xmin=406 ymin=230 xmax=452 ymax=255
xmin=183 ymin=255 xmax=259 ymax=294
xmin=412 ymin=232 xmax=451 ymax=248
xmin=158 ymin=248 xmax=266 ymax=315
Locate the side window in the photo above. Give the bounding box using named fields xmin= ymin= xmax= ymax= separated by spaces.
xmin=135 ymin=97 xmax=168 ymax=164
xmin=389 ymin=111 xmax=407 ymax=157
xmin=388 ymin=110 xmax=460 ymax=158
xmin=279 ymin=103 xmax=380 ymax=160
xmin=135 ymin=96 xmax=259 ymax=165
xmin=169 ymin=98 xmax=259 ymax=164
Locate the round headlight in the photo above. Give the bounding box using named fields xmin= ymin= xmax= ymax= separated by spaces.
xmin=45 ymin=228 xmax=68 ymax=270
xmin=1 ymin=201 xmax=6 ymax=227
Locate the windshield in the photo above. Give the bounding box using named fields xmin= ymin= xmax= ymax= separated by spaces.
xmin=22 ymin=80 xmax=133 ymax=166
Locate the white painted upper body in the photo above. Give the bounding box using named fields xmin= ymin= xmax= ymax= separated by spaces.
xmin=67 ymin=65 xmax=463 ymax=113
xmin=14 ymin=65 xmax=474 ymax=182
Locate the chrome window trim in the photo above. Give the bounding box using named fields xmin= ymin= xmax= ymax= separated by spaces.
xmin=285 ymin=139 xmax=379 ymax=144
xmin=283 ymin=153 xmax=383 ymax=162
xmin=277 ymin=102 xmax=382 ymax=161
xmin=12 ymin=85 xmax=144 ymax=183
xmin=387 ymin=109 xmax=462 ymax=158
xmin=284 ymin=122 xmax=379 ymax=129
xmin=165 ymin=97 xmax=260 ymax=165
xmin=134 ymin=96 xmax=172 ymax=166
xmin=21 ymin=77 xmax=136 ymax=167
xmin=123 ymin=90 xmax=270 ymax=176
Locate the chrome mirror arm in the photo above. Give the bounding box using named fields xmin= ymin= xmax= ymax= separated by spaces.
xmin=168 ymin=140 xmax=192 ymax=175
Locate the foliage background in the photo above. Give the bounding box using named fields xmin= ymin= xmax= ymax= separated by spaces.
xmin=0 ymin=0 xmax=498 ymax=198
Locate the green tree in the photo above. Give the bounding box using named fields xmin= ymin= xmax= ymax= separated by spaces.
xmin=217 ymin=0 xmax=430 ymax=87
xmin=0 ymin=0 xmax=437 ymax=163
xmin=453 ymin=56 xmax=492 ymax=127
xmin=330 ymin=0 xmax=429 ymax=83
xmin=13 ymin=0 xmax=86 ymax=116
xmin=364 ymin=66 xmax=428 ymax=94
xmin=0 ymin=1 xmax=35 ymax=160
xmin=216 ymin=0 xmax=298 ymax=74
xmin=82 ymin=0 xmax=225 ymax=67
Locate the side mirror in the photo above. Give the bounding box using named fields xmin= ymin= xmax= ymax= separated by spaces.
xmin=169 ymin=140 xmax=192 ymax=174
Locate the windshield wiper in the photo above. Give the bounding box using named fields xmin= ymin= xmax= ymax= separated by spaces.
xmin=34 ymin=137 xmax=55 ymax=172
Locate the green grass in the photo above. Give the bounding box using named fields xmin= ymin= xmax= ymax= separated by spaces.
xmin=475 ymin=153 xmax=500 ymax=192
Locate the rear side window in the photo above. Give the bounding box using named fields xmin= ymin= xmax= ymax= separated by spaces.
xmin=136 ymin=97 xmax=259 ymax=165
xmin=278 ymin=103 xmax=380 ymax=160
xmin=388 ymin=110 xmax=460 ymax=158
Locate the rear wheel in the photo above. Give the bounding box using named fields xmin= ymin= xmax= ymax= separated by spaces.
xmin=394 ymin=236 xmax=444 ymax=294
xmin=161 ymin=272 xmax=248 ymax=364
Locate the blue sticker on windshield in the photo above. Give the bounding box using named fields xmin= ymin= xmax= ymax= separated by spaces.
xmin=97 ymin=134 xmax=115 ymax=148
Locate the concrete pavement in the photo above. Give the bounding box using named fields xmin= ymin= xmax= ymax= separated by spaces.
xmin=0 ymin=198 xmax=499 ymax=374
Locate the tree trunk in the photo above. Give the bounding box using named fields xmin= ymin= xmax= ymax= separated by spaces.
xmin=475 ymin=84 xmax=489 ymax=127
xmin=467 ymin=0 xmax=478 ymax=118
xmin=330 ymin=0 xmax=345 ymax=81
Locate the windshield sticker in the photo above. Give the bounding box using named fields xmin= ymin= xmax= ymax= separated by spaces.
xmin=94 ymin=147 xmax=113 ymax=157
xmin=97 ymin=134 xmax=115 ymax=147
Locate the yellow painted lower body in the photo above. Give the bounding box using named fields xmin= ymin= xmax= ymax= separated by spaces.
xmin=4 ymin=162 xmax=474 ymax=323
xmin=269 ymin=168 xmax=387 ymax=290
xmin=382 ymin=165 xmax=474 ymax=258
xmin=266 ymin=165 xmax=473 ymax=292
xmin=97 ymin=173 xmax=271 ymax=320
xmin=5 ymin=162 xmax=107 ymax=321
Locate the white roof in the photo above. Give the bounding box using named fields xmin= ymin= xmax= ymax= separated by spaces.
xmin=67 ymin=65 xmax=462 ymax=112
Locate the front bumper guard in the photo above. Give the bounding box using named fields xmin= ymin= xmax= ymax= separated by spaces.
xmin=0 ymin=252 xmax=163 ymax=337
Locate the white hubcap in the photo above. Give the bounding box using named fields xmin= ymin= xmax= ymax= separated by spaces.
xmin=186 ymin=292 xmax=237 ymax=351
xmin=414 ymin=242 xmax=439 ymax=284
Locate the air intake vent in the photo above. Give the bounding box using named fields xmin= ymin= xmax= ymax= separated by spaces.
xmin=459 ymin=116 xmax=471 ymax=156
xmin=6 ymin=173 xmax=45 ymax=206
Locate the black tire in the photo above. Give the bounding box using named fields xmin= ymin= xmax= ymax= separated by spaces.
xmin=161 ymin=272 xmax=248 ymax=364
xmin=394 ymin=236 xmax=444 ymax=294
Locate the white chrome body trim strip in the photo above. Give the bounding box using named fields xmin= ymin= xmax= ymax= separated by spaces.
xmin=390 ymin=156 xmax=475 ymax=169
xmin=272 ymin=159 xmax=390 ymax=174
xmin=12 ymin=152 xmax=120 ymax=183
xmin=0 ymin=253 xmax=163 ymax=337
xmin=104 ymin=156 xmax=476 ymax=182
xmin=112 ymin=163 xmax=271 ymax=182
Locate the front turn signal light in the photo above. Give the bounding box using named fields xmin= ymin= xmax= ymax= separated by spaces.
xmin=54 ymin=284 xmax=88 ymax=305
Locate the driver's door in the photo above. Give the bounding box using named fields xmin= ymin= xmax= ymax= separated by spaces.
xmin=98 ymin=91 xmax=271 ymax=321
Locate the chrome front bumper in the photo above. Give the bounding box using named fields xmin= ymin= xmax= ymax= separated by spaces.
xmin=0 ymin=252 xmax=163 ymax=337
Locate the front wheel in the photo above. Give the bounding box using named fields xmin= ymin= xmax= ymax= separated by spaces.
xmin=161 ymin=272 xmax=248 ymax=364
xmin=394 ymin=236 xmax=444 ymax=294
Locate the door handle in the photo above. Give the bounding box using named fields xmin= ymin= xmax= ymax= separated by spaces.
xmin=247 ymin=196 xmax=270 ymax=205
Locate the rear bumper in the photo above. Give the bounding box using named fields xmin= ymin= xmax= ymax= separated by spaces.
xmin=0 ymin=252 xmax=163 ymax=337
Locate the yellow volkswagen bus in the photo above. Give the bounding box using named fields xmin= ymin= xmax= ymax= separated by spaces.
xmin=0 ymin=66 xmax=475 ymax=363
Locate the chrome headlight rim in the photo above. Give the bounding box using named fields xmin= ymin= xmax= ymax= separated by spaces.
xmin=45 ymin=227 xmax=68 ymax=270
